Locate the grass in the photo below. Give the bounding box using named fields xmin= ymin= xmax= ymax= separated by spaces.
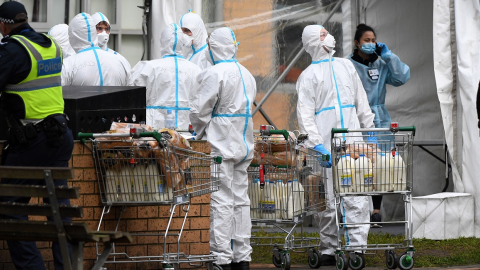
xmin=251 ymin=230 xmax=480 ymax=268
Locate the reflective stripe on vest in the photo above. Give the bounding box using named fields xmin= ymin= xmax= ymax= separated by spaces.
xmin=4 ymin=34 xmax=64 ymax=119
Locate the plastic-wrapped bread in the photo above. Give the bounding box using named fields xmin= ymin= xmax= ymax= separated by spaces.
xmin=159 ymin=128 xmax=191 ymax=150
xmin=345 ymin=143 xmax=380 ymax=162
xmin=254 ymin=131 xmax=296 ymax=153
xmin=251 ymin=151 xmax=296 ymax=167
xmin=154 ymin=147 xmax=184 ymax=190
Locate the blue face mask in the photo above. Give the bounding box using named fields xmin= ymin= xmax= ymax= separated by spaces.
xmin=360 ymin=42 xmax=376 ymax=54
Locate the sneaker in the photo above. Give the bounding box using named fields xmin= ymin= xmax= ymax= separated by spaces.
xmin=319 ymin=254 xmax=336 ymax=266
xmin=371 ymin=212 xmax=382 ymax=228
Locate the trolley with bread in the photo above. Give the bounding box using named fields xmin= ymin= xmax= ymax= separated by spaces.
xmin=248 ymin=125 xmax=329 ymax=270
xmin=330 ymin=123 xmax=416 ymax=270
xmin=78 ymin=123 xmax=222 ymax=270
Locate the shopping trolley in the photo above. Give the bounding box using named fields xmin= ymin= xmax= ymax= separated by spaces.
xmin=78 ymin=129 xmax=222 ymax=270
xmin=330 ymin=123 xmax=416 ymax=270
xmin=248 ymin=126 xmax=329 ymax=270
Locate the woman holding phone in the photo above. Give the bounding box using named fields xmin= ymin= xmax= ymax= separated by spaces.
xmin=348 ymin=24 xmax=410 ymax=227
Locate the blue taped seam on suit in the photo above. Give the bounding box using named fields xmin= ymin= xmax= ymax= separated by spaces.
xmin=98 ymin=12 xmax=106 ymax=22
xmin=312 ymin=58 xmax=335 ymax=64
xmin=235 ymin=61 xmax=250 ymax=162
xmin=147 ymin=106 xmax=190 ymax=110
xmin=81 ymin=13 xmax=94 ymax=47
xmin=189 ymin=43 xmax=207 ymax=61
xmin=92 ymin=48 xmax=103 ymax=86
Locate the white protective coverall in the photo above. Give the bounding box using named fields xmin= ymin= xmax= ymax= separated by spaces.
xmin=91 ymin=12 xmax=132 ymax=72
xmin=179 ymin=11 xmax=211 ymax=70
xmin=132 ymin=23 xmax=201 ymax=130
xmin=296 ymin=25 xmax=375 ymax=255
xmin=48 ymin=24 xmax=75 ymax=58
xmin=62 ymin=13 xmax=131 ymax=86
xmin=189 ymin=27 xmax=256 ymax=265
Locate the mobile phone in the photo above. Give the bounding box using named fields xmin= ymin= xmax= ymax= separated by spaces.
xmin=375 ymin=43 xmax=382 ymax=55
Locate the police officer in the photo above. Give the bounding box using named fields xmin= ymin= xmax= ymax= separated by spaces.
xmin=0 ymin=2 xmax=74 ymax=270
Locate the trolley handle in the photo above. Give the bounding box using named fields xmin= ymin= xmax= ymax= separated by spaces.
xmin=77 ymin=131 xmax=164 ymax=143
xmin=269 ymin=129 xmax=289 ymax=140
xmin=77 ymin=132 xmax=94 ymax=144
xmin=331 ymin=126 xmax=416 ymax=136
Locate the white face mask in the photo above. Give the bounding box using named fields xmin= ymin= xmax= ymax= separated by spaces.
xmin=322 ymin=34 xmax=335 ymax=50
xmin=182 ymin=33 xmax=194 ymax=47
xmin=97 ymin=31 xmax=109 ymax=47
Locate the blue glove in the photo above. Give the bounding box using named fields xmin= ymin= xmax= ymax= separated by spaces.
xmin=314 ymin=144 xmax=332 ymax=168
xmin=367 ymin=131 xmax=378 ymax=144
xmin=376 ymin=42 xmax=391 ymax=57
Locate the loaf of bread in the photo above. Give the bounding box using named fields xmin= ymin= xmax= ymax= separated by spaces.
xmin=251 ymin=150 xmax=296 ymax=167
xmin=154 ymin=147 xmax=184 ymax=189
xmin=160 ymin=128 xmax=191 ymax=150
xmin=254 ymin=132 xmax=296 ymax=153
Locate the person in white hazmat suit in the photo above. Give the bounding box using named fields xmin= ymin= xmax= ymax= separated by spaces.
xmin=91 ymin=12 xmax=132 ymax=71
xmin=189 ymin=27 xmax=256 ymax=270
xmin=179 ymin=11 xmax=211 ymax=70
xmin=132 ymin=23 xmax=201 ymax=130
xmin=296 ymin=25 xmax=375 ymax=266
xmin=48 ymin=24 xmax=75 ymax=58
xmin=61 ymin=13 xmax=131 ymax=86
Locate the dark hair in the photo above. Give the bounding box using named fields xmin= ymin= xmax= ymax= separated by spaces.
xmin=354 ymin=23 xmax=376 ymax=43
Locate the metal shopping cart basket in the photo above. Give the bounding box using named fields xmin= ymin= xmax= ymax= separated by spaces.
xmin=330 ymin=123 xmax=415 ymax=270
xmin=78 ymin=129 xmax=222 ymax=269
xmin=248 ymin=126 xmax=329 ymax=270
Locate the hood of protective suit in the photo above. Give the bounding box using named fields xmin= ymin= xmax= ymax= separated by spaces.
xmin=302 ymin=25 xmax=336 ymax=61
xmin=179 ymin=12 xmax=208 ymax=54
xmin=207 ymin=27 xmax=238 ymax=64
xmin=48 ymin=24 xmax=76 ymax=58
xmin=92 ymin=12 xmax=110 ymax=26
xmin=68 ymin=13 xmax=98 ymax=53
xmin=160 ymin=23 xmax=184 ymax=57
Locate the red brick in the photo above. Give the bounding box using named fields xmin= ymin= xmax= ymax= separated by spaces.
xmin=73 ymin=155 xmax=94 ymax=168
xmin=181 ymin=230 xmax=201 ymax=243
xmin=138 ymin=206 xmax=159 ymax=218
xmin=183 ymin=204 xmax=200 ymax=217
xmin=73 ymin=142 xmax=85 ymax=155
xmin=116 ymin=206 xmax=137 ymax=219
xmin=144 ymin=261 xmax=160 ymax=269
xmin=72 ymin=169 xmax=84 ymax=181
xmin=189 ymin=217 xmax=209 ymax=229
xmin=69 ymin=158 xmax=73 ymax=167
xmin=168 ymin=243 xmax=189 ymax=254
xmin=93 ymin=207 xmax=112 ymax=220
xmin=189 ymin=243 xmax=210 ymax=255
xmin=83 ymin=246 xmax=98 ymax=260
xmin=83 ymin=194 xmax=101 ymax=206
xmin=83 ymin=168 xmax=97 ymax=181
xmin=160 ymin=205 xmax=176 ymax=218
xmin=126 ymin=245 xmax=147 ymax=257
xmin=201 ymin=230 xmax=210 ymax=243
xmin=201 ymin=205 xmax=211 ymax=216
xmin=69 ymin=195 xmax=83 ymax=207
xmin=136 ymin=235 xmax=159 ymax=245
xmin=86 ymin=220 xmax=101 ymax=231
xmin=147 ymin=244 xmax=164 ymax=256
xmin=170 ymin=217 xmax=189 ymax=230
xmin=127 ymin=219 xmax=148 ymax=232
xmin=148 ymin=218 xmax=168 ymax=231
xmin=191 ymin=194 xmax=210 ymax=204
xmin=74 ymin=181 xmax=95 ymax=194
xmin=115 ymin=263 xmax=136 ymax=270
xmin=105 ymin=220 xmax=126 ymax=231
xmin=81 ymin=207 xmax=94 ymax=220
xmin=39 ymin=248 xmax=53 ymax=262
xmin=82 ymin=260 xmax=94 ymax=270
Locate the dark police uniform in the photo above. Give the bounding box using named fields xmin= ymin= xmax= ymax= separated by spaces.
xmin=0 ymin=2 xmax=73 ymax=270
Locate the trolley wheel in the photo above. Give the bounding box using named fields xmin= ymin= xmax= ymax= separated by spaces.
xmin=385 ymin=250 xmax=398 ymax=269
xmin=281 ymin=252 xmax=291 ymax=270
xmin=308 ymin=248 xmax=321 ymax=269
xmin=348 ymin=253 xmax=366 ymax=270
xmin=336 ymin=253 xmax=348 ymax=270
xmin=162 ymin=263 xmax=176 ymax=270
xmin=272 ymin=253 xmax=282 ymax=268
xmin=397 ymin=252 xmax=414 ymax=270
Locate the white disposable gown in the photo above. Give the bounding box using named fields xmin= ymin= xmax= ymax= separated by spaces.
xmin=189 ymin=27 xmax=256 ymax=265
xmin=91 ymin=12 xmax=132 ymax=73
xmin=61 ymin=13 xmax=131 ymax=86
xmin=132 ymin=23 xmax=201 ymax=130
xmin=296 ymin=25 xmax=375 ymax=255
xmin=179 ymin=11 xmax=211 ymax=70
xmin=48 ymin=24 xmax=75 ymax=58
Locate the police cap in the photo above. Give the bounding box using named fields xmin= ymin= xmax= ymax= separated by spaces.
xmin=0 ymin=1 xmax=28 ymax=24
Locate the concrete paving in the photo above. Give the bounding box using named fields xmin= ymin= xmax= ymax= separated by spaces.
xmin=250 ymin=264 xmax=480 ymax=269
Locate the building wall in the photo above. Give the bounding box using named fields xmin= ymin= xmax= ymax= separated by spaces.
xmin=0 ymin=141 xmax=211 ymax=270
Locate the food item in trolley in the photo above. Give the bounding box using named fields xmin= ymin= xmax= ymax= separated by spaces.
xmin=259 ymin=180 xmax=278 ymax=220
xmin=251 ymin=150 xmax=296 ymax=167
xmin=145 ymin=161 xmax=173 ymax=202
xmin=353 ymin=154 xmax=374 ymax=192
xmin=374 ymin=152 xmax=407 ymax=192
xmin=345 ymin=143 xmax=379 ymax=162
xmin=305 ymin=174 xmax=325 ymax=212
xmin=335 ymin=154 xmax=355 ymax=193
xmin=254 ymin=131 xmax=296 ymax=153
xmin=101 ymin=150 xmax=132 ymax=202
xmin=248 ymin=179 xmax=262 ymax=219
xmin=284 ymin=179 xmax=305 ymax=219
xmin=154 ymin=147 xmax=186 ymax=193
xmin=159 ymin=128 xmax=191 ymax=150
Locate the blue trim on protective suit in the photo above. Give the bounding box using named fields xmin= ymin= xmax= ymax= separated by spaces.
xmin=147 ymin=106 xmax=190 ymax=111
xmin=235 ymin=62 xmax=250 ymax=162
xmin=163 ymin=55 xmax=185 ymax=59
xmin=315 ymin=104 xmax=355 ymax=115
xmin=81 ymin=13 xmax=94 ymax=47
xmin=208 ymin=50 xmax=216 ymax=65
xmin=212 ymin=113 xmax=251 ymax=118
xmin=92 ymin=49 xmax=103 ymax=86
xmin=331 ymin=67 xmax=344 ymax=128
xmin=189 ymin=43 xmax=207 ymax=61
xmin=78 ymin=46 xmax=102 ymax=53
xmin=312 ymin=58 xmax=335 ymax=64
xmin=98 ymin=12 xmax=106 ymax=22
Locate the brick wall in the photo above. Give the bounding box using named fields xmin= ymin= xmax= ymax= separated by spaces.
xmin=0 ymin=141 xmax=212 ymax=270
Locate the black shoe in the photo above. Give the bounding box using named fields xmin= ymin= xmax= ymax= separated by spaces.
xmin=214 ymin=264 xmax=232 ymax=270
xmin=319 ymin=254 xmax=336 ymax=266
xmin=231 ymin=261 xmax=249 ymax=270
xmin=371 ymin=212 xmax=382 ymax=228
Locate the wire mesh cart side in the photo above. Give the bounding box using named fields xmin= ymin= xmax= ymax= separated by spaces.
xmin=330 ymin=124 xmax=416 ymax=270
xmin=78 ymin=131 xmax=221 ymax=269
xmin=248 ymin=127 xmax=329 ymax=269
